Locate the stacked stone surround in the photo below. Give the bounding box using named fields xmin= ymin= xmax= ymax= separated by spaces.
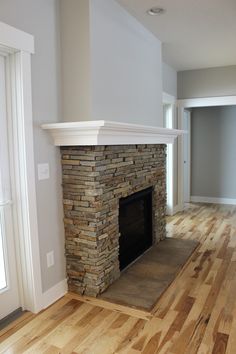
xmin=61 ymin=144 xmax=167 ymax=296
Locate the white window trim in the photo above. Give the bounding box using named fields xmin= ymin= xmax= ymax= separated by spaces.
xmin=163 ymin=92 xmax=176 ymax=105
xmin=163 ymin=92 xmax=176 ymax=215
xmin=0 ymin=21 xmax=43 ymax=313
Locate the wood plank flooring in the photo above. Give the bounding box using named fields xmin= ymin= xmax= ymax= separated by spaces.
xmin=1 ymin=203 xmax=236 ymax=353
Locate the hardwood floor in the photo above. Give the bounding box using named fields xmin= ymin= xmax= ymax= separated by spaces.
xmin=1 ymin=203 xmax=236 ymax=353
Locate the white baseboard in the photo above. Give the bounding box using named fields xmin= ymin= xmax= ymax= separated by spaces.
xmin=167 ymin=204 xmax=184 ymax=216
xmin=190 ymin=196 xmax=236 ymax=206
xmin=166 ymin=206 xmax=173 ymax=216
xmin=173 ymin=204 xmax=184 ymax=214
xmin=42 ymin=278 xmax=68 ymax=309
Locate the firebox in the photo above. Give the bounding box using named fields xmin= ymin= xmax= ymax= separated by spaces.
xmin=119 ymin=187 xmax=153 ymax=270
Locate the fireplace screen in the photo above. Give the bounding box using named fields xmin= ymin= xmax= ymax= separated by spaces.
xmin=119 ymin=187 xmax=153 ymax=270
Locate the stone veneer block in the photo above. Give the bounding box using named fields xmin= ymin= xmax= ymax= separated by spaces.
xmin=60 ymin=144 xmax=167 ymax=296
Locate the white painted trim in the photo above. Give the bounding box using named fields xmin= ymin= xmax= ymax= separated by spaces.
xmin=15 ymin=52 xmax=42 ymax=312
xmin=178 ymin=96 xmax=236 ymax=109
xmin=166 ymin=206 xmax=172 ymax=216
xmin=173 ymin=204 xmax=184 ymax=214
xmin=187 ymin=113 xmax=191 ymax=202
xmin=0 ymin=21 xmax=34 ymax=54
xmin=42 ymin=120 xmax=185 ymax=146
xmin=177 ymin=95 xmax=236 ymax=213
xmin=7 ymin=52 xmax=42 ymax=313
xmin=166 ymin=140 xmax=174 ymax=215
xmin=163 ymin=93 xmax=178 ymax=216
xmin=167 ymin=204 xmax=184 ymax=216
xmin=1 ymin=23 xmax=42 ymax=314
xmin=163 ymin=92 xmax=176 ymax=105
xmin=183 ymin=110 xmax=191 ymax=203
xmin=191 ymin=196 xmax=236 ymax=206
xmin=177 ymin=106 xmax=184 ymax=211
xmin=163 ymin=99 xmax=176 ymax=216
xmin=42 ymin=279 xmax=68 ymax=310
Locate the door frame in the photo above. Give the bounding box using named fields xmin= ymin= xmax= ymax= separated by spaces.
xmin=177 ymin=95 xmax=236 ymax=210
xmin=183 ymin=109 xmax=191 ymax=203
xmin=0 ymin=22 xmax=43 ymax=313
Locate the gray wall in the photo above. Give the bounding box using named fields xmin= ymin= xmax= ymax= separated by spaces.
xmin=178 ymin=66 xmax=236 ymax=99
xmin=60 ymin=0 xmax=91 ymax=124
xmin=90 ymin=0 xmax=163 ymax=126
xmin=162 ymin=62 xmax=177 ymax=98
xmin=0 ymin=0 xmax=65 ymax=292
xmin=191 ymin=106 xmax=236 ymax=199
xmin=60 ymin=0 xmax=164 ymax=127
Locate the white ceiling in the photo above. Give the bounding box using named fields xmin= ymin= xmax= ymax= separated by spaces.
xmin=116 ymin=0 xmax=236 ymax=71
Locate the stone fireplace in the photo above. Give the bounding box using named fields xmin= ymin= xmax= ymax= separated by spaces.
xmin=61 ymin=144 xmax=166 ymax=296
xmin=42 ymin=120 xmax=184 ymax=297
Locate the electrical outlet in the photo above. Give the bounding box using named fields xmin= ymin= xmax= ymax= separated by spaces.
xmin=47 ymin=251 xmax=54 ymax=268
xmin=38 ymin=163 xmax=50 ymax=181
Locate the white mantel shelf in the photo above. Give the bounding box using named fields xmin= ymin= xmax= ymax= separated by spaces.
xmin=42 ymin=120 xmax=185 ymax=146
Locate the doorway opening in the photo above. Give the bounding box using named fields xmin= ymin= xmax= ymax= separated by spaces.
xmin=178 ymin=96 xmax=236 ymax=208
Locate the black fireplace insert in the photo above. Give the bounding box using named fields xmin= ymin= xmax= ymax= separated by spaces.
xmin=118 ymin=187 xmax=153 ymax=270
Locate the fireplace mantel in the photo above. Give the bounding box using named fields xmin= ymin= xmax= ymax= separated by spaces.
xmin=42 ymin=120 xmax=184 ymax=146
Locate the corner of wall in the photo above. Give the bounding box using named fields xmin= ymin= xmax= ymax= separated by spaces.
xmin=42 ymin=279 xmax=68 ymax=310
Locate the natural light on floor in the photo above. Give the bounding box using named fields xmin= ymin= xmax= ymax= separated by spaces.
xmin=0 ymin=224 xmax=7 ymax=291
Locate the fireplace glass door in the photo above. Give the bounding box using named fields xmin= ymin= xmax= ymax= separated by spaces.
xmin=119 ymin=188 xmax=153 ymax=270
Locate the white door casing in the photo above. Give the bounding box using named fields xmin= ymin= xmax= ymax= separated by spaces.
xmin=0 ymin=21 xmax=43 ymax=313
xmin=0 ymin=55 xmax=21 ymax=319
xmin=183 ymin=110 xmax=191 ymax=203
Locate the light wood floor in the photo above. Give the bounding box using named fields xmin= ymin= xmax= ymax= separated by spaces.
xmin=1 ymin=203 xmax=236 ymax=353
